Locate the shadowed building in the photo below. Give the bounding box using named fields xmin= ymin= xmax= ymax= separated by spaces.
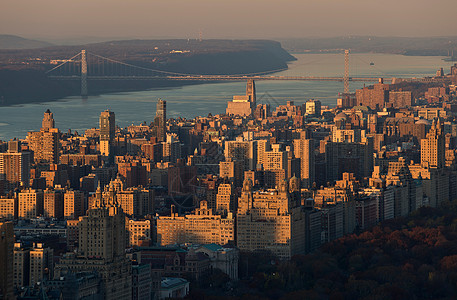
xmin=154 ymin=99 xmax=167 ymax=142
xmin=0 ymin=221 xmax=14 ymax=300
xmin=100 ymin=110 xmax=115 ymax=159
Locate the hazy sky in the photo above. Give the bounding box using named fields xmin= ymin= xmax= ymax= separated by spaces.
xmin=2 ymin=0 xmax=457 ymax=41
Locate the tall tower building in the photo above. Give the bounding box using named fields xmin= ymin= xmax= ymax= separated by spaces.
xmin=41 ymin=109 xmax=55 ymax=131
xmin=0 ymin=139 xmax=31 ymax=190
xmin=27 ymin=110 xmax=60 ymax=164
xmin=421 ymin=118 xmax=445 ymax=169
xmin=154 ymin=99 xmax=166 ymax=142
xmin=293 ymin=138 xmax=315 ymax=188
xmin=246 ymin=79 xmax=256 ymax=103
xmin=100 ymin=110 xmax=115 ymax=158
xmin=13 ymin=242 xmax=30 ymax=290
xmin=226 ymin=80 xmax=257 ymax=116
xmin=0 ymin=221 xmax=14 ymax=300
xmin=56 ymin=185 xmax=132 ymax=299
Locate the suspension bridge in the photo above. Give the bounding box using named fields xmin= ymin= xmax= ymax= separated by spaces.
xmin=45 ymin=50 xmax=419 ymax=97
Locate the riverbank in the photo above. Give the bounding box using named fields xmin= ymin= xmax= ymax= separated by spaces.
xmin=0 ymin=39 xmax=295 ymax=106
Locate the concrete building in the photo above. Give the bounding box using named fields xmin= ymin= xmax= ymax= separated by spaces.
xmin=13 ymin=242 xmax=30 ymax=290
xmin=355 ymin=79 xmax=390 ymax=110
xmin=236 ymin=179 xmax=306 ymax=259
xmin=43 ymin=188 xmax=64 ymax=219
xmin=154 ymin=99 xmax=167 ymax=143
xmin=0 ymin=140 xmax=31 ymax=190
xmin=216 ymin=183 xmax=236 ymax=214
xmin=305 ymin=99 xmax=322 ymax=116
xmin=389 ymin=90 xmax=412 ymax=108
xmin=55 ymin=184 xmax=132 ymax=300
xmin=224 ymin=140 xmax=257 ymax=171
xmin=64 ymin=190 xmax=85 ymax=220
xmin=29 ymin=242 xmax=54 ymax=286
xmin=0 ymin=197 xmax=16 ymax=220
xmin=219 ymin=159 xmax=243 ymax=187
xmin=293 ymin=138 xmax=315 ymax=188
xmin=18 ymin=189 xmax=44 ymax=219
xmin=127 ymin=219 xmax=152 ymax=247
xmin=156 ymin=201 xmax=235 ymax=246
xmin=27 ymin=110 xmax=60 ymax=164
xmin=226 ymin=80 xmax=256 ymax=117
xmin=421 ymin=118 xmax=445 ymax=169
xmin=132 ymin=264 xmax=152 ymax=300
xmin=100 ymin=110 xmax=115 ymax=158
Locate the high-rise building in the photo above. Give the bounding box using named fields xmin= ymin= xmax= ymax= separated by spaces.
xmin=18 ymin=189 xmax=44 ymax=219
xmin=293 ymin=138 xmax=315 ymax=188
xmin=0 ymin=197 xmax=16 ymax=220
xmin=236 ymin=179 xmax=306 ymax=259
xmin=389 ymin=91 xmax=412 ymax=108
xmin=219 ymin=159 xmax=243 ymax=187
xmin=226 ymin=80 xmax=256 ymax=116
xmin=154 ymin=99 xmax=167 ymax=142
xmin=41 ymin=109 xmax=55 ymax=131
xmin=27 ymin=110 xmax=60 ymax=164
xmin=421 ymin=118 xmax=445 ymax=169
xmin=263 ymin=144 xmax=288 ymax=177
xmin=63 ymin=190 xmax=85 ymax=220
xmin=13 ymin=242 xmax=30 ymax=290
xmin=305 ymin=99 xmax=322 ymax=116
xmin=0 ymin=221 xmax=14 ymax=299
xmin=43 ymin=188 xmax=63 ymax=219
xmin=157 ymin=201 xmax=235 ymax=246
xmin=100 ymin=110 xmax=115 ymax=158
xmin=224 ymin=140 xmax=257 ymax=170
xmin=0 ymin=139 xmax=31 ymax=190
xmin=132 ymin=264 xmax=152 ymax=300
xmin=216 ymin=183 xmax=235 ymax=214
xmin=55 ymin=185 xmax=132 ymax=300
xmin=127 ymin=219 xmax=151 ymax=247
xmin=162 ymin=134 xmax=181 ymax=163
xmin=355 ymin=79 xmax=390 ymax=109
xmin=29 ymin=242 xmax=54 ymax=286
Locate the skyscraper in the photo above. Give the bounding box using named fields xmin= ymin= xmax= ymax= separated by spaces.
xmin=27 ymin=110 xmax=60 ymax=164
xmin=154 ymin=99 xmax=166 ymax=142
xmin=421 ymin=118 xmax=445 ymax=169
xmin=226 ymin=80 xmax=257 ymax=116
xmin=293 ymin=137 xmax=315 ymax=188
xmin=56 ymin=185 xmax=132 ymax=299
xmin=0 ymin=139 xmax=31 ymax=190
xmin=100 ymin=110 xmax=115 ymax=158
xmin=41 ymin=109 xmax=55 ymax=131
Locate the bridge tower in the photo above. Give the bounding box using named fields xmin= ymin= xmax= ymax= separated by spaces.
xmin=81 ymin=50 xmax=88 ymax=97
xmin=344 ymin=50 xmax=350 ymax=94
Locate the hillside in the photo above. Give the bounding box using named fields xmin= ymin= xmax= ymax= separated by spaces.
xmin=0 ymin=39 xmax=295 ymax=105
xmin=0 ymin=34 xmax=53 ymax=49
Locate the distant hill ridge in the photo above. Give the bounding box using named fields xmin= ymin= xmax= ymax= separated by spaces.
xmin=0 ymin=34 xmax=53 ymax=49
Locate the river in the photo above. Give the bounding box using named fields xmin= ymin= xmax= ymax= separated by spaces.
xmin=0 ymin=53 xmax=448 ymax=141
